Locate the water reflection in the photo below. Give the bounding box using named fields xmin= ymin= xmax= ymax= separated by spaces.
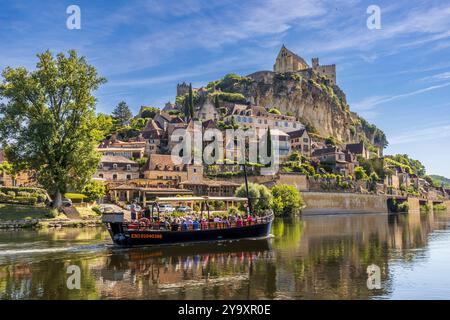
xmin=0 ymin=210 xmax=449 ymax=299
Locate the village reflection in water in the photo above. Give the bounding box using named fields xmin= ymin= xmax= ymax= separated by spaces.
xmin=0 ymin=210 xmax=449 ymax=299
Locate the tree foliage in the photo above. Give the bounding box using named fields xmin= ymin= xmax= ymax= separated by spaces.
xmin=354 ymin=166 xmax=368 ymax=180
xmin=0 ymin=50 xmax=105 ymax=207
xmin=139 ymin=106 xmax=159 ymax=119
xmin=235 ymin=182 xmax=272 ymax=214
xmin=112 ymin=101 xmax=132 ymax=127
xmin=271 ymin=184 xmax=303 ymax=217
xmin=82 ymin=181 xmax=106 ymax=202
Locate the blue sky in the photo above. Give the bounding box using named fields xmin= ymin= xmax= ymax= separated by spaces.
xmin=1 ymin=0 xmax=449 ymax=177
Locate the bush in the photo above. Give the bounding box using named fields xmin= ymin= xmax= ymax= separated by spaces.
xmin=434 ymin=203 xmax=447 ymax=211
xmin=17 ymin=191 xmax=31 ymax=197
xmin=354 ymin=166 xmax=368 ymax=180
xmin=91 ymin=206 xmax=102 ymax=215
xmin=14 ymin=196 xmax=37 ymax=205
xmin=64 ymin=193 xmax=87 ymax=200
xmin=271 ymin=184 xmax=304 ymax=217
xmin=227 ymin=207 xmax=241 ymax=216
xmin=0 ymin=186 xmax=48 ymax=203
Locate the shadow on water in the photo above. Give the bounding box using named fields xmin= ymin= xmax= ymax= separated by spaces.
xmin=0 ymin=210 xmax=449 ymax=299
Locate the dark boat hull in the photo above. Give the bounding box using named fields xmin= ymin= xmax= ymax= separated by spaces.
xmin=107 ymin=221 xmax=273 ymax=247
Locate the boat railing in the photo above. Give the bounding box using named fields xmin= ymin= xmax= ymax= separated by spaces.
xmin=123 ymin=211 xmax=274 ymax=232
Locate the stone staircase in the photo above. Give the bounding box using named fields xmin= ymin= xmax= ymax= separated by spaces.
xmin=61 ymin=206 xmax=81 ymax=220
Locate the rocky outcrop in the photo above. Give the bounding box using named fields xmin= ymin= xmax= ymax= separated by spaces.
xmin=212 ymin=71 xmax=387 ymax=148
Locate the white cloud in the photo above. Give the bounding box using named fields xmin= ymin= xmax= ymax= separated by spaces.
xmin=352 ymin=82 xmax=450 ymax=111
xmin=390 ymin=123 xmax=450 ymax=145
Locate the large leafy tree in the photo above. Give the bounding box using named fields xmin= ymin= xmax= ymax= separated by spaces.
xmin=0 ymin=50 xmax=106 ymax=207
xmin=112 ymin=101 xmax=132 ymax=127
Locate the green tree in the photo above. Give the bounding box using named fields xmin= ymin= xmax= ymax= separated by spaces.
xmin=139 ymin=106 xmax=159 ymax=119
xmin=0 ymin=50 xmax=105 ymax=207
xmin=112 ymin=101 xmax=132 ymax=127
xmin=354 ymin=166 xmax=368 ymax=180
xmin=96 ymin=113 xmax=114 ymax=140
xmin=268 ymin=108 xmax=281 ymax=115
xmin=235 ymin=182 xmax=272 ymax=214
xmin=271 ymin=184 xmax=303 ymax=217
xmin=82 ymin=181 xmax=106 ymax=203
xmin=325 ymin=136 xmax=337 ymax=146
xmin=188 ymin=83 xmax=195 ymax=120
xmin=0 ymin=161 xmax=24 ymax=186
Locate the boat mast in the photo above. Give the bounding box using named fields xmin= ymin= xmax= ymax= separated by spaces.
xmin=243 ymin=163 xmax=253 ymax=215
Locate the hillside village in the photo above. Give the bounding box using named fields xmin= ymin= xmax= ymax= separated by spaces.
xmin=1 ymin=46 xmax=449 ymax=209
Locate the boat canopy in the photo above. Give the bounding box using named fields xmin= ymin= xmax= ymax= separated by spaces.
xmin=155 ymin=196 xmax=248 ymax=203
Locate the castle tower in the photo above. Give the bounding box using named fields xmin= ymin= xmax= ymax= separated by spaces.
xmin=311 ymin=57 xmax=336 ymax=85
xmin=176 ymin=82 xmax=190 ymax=97
xmin=312 ymin=57 xmax=319 ymax=68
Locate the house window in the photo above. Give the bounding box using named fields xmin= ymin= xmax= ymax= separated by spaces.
xmin=303 ymin=138 xmax=309 ymax=143
xmin=113 ymin=164 xmax=118 ymax=170
xmin=126 ymin=164 xmax=131 ymax=171
xmin=126 ymin=174 xmax=131 ymax=180
xmin=193 ymin=168 xmax=197 ymax=173
xmin=113 ymin=174 xmax=117 ymax=180
xmin=99 ymin=174 xmax=104 ymax=178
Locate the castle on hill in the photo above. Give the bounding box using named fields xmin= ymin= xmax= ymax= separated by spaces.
xmin=273 ymin=45 xmax=336 ymax=85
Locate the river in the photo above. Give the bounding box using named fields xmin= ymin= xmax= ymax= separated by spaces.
xmin=0 ymin=210 xmax=449 ymax=300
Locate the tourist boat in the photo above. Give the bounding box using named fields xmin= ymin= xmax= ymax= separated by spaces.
xmin=102 ymin=196 xmax=274 ymax=247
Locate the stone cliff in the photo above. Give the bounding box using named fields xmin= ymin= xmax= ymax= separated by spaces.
xmin=208 ymin=71 xmax=388 ymax=149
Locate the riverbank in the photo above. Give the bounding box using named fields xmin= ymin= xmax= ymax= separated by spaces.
xmin=0 ymin=203 xmax=101 ymax=229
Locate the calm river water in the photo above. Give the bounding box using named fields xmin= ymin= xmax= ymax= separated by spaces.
xmin=1 ymin=210 xmax=450 ymax=300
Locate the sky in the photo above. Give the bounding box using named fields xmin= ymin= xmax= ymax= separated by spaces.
xmin=0 ymin=0 xmax=449 ymax=177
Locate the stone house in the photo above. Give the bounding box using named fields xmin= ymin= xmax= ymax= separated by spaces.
xmin=224 ymin=104 xmax=304 ymax=133
xmin=95 ymin=155 xmax=140 ymax=182
xmin=288 ymin=129 xmax=311 ymax=157
xmin=195 ymin=99 xmax=220 ymax=122
xmin=98 ymin=134 xmax=146 ymax=159
xmin=142 ymin=154 xmax=203 ymax=188
xmin=345 ymin=141 xmax=371 ymax=160
xmin=141 ymin=119 xmax=164 ymax=154
xmin=312 ymin=146 xmax=357 ymax=176
xmin=0 ymin=150 xmax=34 ymax=187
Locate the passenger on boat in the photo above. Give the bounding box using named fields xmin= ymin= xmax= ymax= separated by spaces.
xmin=181 ymin=219 xmax=189 ymax=231
xmin=192 ymin=219 xmax=200 ymax=230
xmin=171 ymin=219 xmax=179 ymax=231
xmin=143 ymin=207 xmax=151 ymax=219
xmin=247 ymin=215 xmax=254 ymax=224
xmin=236 ymin=216 xmax=243 ymax=227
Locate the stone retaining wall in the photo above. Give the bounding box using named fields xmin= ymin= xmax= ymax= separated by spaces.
xmin=301 ymin=192 xmax=388 ymax=215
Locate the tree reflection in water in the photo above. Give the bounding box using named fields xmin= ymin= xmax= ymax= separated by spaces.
xmin=0 ymin=210 xmax=449 ymax=299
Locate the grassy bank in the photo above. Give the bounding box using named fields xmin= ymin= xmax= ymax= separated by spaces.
xmin=0 ymin=204 xmax=60 ymax=221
